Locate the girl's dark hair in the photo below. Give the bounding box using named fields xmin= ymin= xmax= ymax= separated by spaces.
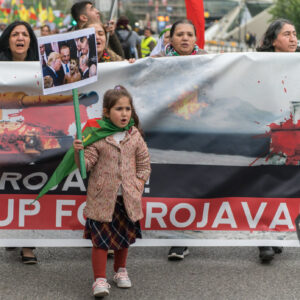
xmin=256 ymin=19 xmax=294 ymax=52
xmin=0 ymin=21 xmax=39 ymax=61
xmin=103 ymin=85 xmax=143 ymax=136
xmin=170 ymin=19 xmax=196 ymax=38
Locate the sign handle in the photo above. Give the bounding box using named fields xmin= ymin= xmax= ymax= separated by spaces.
xmin=72 ymin=88 xmax=87 ymax=179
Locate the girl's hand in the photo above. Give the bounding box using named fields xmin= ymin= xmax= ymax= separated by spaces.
xmin=73 ymin=139 xmax=84 ymax=151
xmin=138 ymin=178 xmax=145 ymax=186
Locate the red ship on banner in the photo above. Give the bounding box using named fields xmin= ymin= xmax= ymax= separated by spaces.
xmin=268 ymin=101 xmax=300 ymax=166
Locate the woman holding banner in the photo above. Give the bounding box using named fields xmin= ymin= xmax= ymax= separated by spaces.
xmin=152 ymin=19 xmax=207 ymax=260
xmin=256 ymin=19 xmax=297 ymax=263
xmin=257 ymin=19 xmax=297 ymax=53
xmin=0 ymin=20 xmax=39 ymax=264
xmin=151 ymin=19 xmax=206 ymax=58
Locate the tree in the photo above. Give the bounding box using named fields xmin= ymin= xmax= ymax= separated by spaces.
xmin=270 ymin=0 xmax=300 ymax=37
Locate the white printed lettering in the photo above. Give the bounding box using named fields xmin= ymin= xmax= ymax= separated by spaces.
xmin=170 ymin=203 xmax=195 ymax=228
xmin=56 ymin=200 xmax=75 ymax=227
xmin=0 ymin=199 xmax=14 ymax=226
xmin=0 ymin=173 xmax=22 ymax=190
xmin=242 ymin=202 xmax=267 ymax=229
xmin=77 ymin=202 xmax=86 ymax=226
xmin=19 ymin=199 xmax=40 ymax=227
xmin=212 ymin=202 xmax=237 ymax=228
xmin=196 ymin=203 xmax=210 ymax=228
xmin=23 ymin=172 xmax=48 ymax=190
xmin=269 ymin=203 xmax=294 ymax=229
xmin=145 ymin=202 xmax=167 ymax=228
xmin=62 ymin=170 xmax=86 ymax=191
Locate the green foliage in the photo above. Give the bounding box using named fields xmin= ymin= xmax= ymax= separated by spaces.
xmin=270 ymin=0 xmax=300 ymax=37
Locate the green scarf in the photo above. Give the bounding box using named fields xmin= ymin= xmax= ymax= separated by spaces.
xmin=165 ymin=43 xmax=200 ymax=56
xmin=35 ymin=117 xmax=134 ymax=201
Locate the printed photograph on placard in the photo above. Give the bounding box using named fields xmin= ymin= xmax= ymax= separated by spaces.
xmin=38 ymin=28 xmax=97 ymax=95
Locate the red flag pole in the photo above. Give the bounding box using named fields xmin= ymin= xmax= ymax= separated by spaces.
xmin=185 ymin=0 xmax=205 ymax=49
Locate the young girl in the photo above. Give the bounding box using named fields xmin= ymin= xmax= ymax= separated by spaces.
xmin=73 ymin=86 xmax=151 ymax=298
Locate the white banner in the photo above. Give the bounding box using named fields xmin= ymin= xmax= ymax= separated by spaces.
xmin=1 ymin=53 xmax=300 ymax=246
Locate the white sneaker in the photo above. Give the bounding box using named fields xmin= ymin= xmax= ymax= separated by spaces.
xmin=93 ymin=278 xmax=110 ymax=297
xmin=113 ymin=268 xmax=132 ymax=288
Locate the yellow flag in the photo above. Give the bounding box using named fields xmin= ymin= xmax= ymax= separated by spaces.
xmin=19 ymin=5 xmax=29 ymax=22
xmin=39 ymin=1 xmax=42 ymax=11
xmin=39 ymin=8 xmax=48 ymax=24
xmin=48 ymin=7 xmax=54 ymax=23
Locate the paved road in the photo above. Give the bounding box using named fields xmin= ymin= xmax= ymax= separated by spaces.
xmin=1 ymin=246 xmax=300 ymax=299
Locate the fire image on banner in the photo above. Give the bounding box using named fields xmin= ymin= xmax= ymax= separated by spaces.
xmin=0 ymin=91 xmax=98 ymax=164
xmin=1 ymin=53 xmax=300 ymax=246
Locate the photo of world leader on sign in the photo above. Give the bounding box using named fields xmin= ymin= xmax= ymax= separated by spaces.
xmin=38 ymin=28 xmax=98 ymax=95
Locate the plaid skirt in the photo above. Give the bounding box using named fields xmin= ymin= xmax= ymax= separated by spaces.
xmin=84 ymin=196 xmax=142 ymax=250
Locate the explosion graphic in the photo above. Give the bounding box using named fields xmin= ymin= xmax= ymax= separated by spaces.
xmin=169 ymin=90 xmax=208 ymax=120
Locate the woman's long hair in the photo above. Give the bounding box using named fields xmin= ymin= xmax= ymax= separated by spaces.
xmin=0 ymin=21 xmax=39 ymax=61
xmin=256 ymin=19 xmax=294 ymax=52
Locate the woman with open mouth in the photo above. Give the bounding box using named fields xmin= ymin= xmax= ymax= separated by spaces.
xmin=83 ymin=21 xmax=130 ymax=63
xmin=0 ymin=20 xmax=38 ymax=61
xmin=0 ymin=20 xmax=39 ymax=265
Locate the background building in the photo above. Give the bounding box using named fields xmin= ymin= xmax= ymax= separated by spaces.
xmin=123 ymin=0 xmax=273 ymax=33
xmin=205 ymin=0 xmax=274 ymax=48
xmin=95 ymin=0 xmax=275 ymax=51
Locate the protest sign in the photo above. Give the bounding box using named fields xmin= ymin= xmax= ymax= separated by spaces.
xmin=38 ymin=28 xmax=97 ymax=95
